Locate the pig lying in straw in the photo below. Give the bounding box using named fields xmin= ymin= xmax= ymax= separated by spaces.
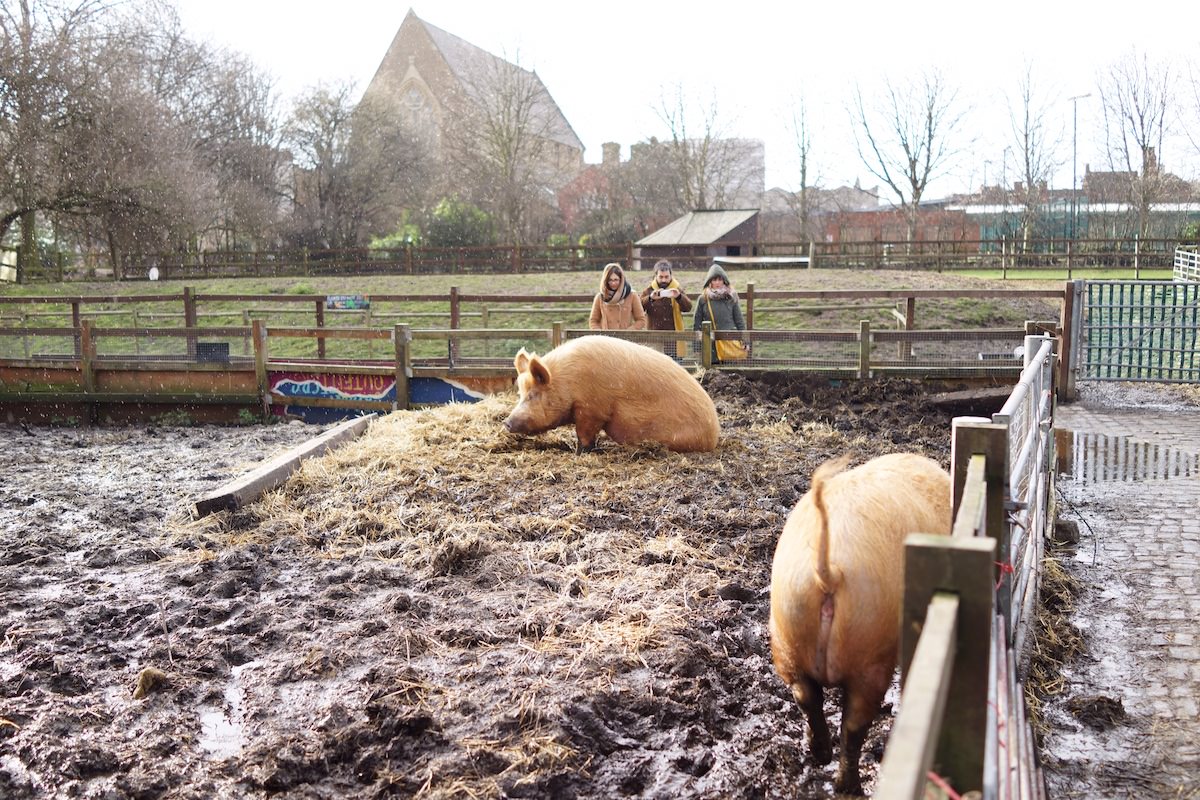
xmin=769 ymin=452 xmax=951 ymax=796
xmin=503 ymin=335 xmax=719 ymax=453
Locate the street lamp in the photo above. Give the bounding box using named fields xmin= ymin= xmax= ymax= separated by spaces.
xmin=1068 ymin=93 xmax=1092 ymax=240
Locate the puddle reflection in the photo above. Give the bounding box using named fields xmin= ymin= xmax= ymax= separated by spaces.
xmin=1057 ymin=430 xmax=1200 ymax=483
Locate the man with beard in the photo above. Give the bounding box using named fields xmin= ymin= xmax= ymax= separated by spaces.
xmin=640 ymin=259 xmax=692 ymax=359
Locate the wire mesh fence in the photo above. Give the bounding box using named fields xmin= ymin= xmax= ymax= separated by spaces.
xmin=1080 ymin=280 xmax=1200 ymax=382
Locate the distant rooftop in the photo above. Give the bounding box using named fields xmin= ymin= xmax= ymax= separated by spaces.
xmin=635 ymin=210 xmax=759 ymax=246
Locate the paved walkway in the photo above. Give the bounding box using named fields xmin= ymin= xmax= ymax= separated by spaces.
xmin=1044 ymin=398 xmax=1200 ymax=798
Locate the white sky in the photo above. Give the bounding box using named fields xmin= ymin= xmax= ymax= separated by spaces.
xmin=174 ymin=0 xmax=1198 ymax=199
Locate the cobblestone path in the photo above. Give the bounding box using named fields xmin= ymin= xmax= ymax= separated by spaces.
xmin=1043 ymin=397 xmax=1200 ymax=799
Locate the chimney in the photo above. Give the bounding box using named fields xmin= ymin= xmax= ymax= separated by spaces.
xmin=602 ymin=142 xmax=620 ymax=166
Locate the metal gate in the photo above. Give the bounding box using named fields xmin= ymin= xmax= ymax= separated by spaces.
xmin=1077 ymin=279 xmax=1200 ymax=382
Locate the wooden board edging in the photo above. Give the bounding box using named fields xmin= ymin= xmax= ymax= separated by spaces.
xmin=192 ymin=413 xmax=376 ymax=518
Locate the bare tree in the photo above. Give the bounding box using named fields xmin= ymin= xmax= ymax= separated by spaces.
xmin=1098 ymin=48 xmax=1174 ymax=238
xmin=440 ymin=52 xmax=573 ymax=244
xmin=0 ymin=0 xmax=111 ymax=279
xmin=785 ymin=93 xmax=819 ymax=240
xmin=1005 ymin=63 xmax=1062 ymax=247
xmin=850 ymin=70 xmax=970 ymax=244
xmin=655 ymin=87 xmax=762 ymax=211
xmin=0 ymin=0 xmax=287 ymax=279
xmin=284 ymin=81 xmax=426 ymax=248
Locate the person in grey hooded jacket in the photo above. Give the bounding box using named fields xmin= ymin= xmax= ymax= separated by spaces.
xmin=692 ymin=263 xmax=747 ymax=361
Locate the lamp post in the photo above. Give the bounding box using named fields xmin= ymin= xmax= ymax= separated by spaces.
xmin=1068 ymin=93 xmax=1092 ymax=240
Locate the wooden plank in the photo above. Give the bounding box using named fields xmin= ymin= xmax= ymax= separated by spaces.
xmin=875 ymin=592 xmax=959 ymax=800
xmin=900 ymin=534 xmax=996 ymax=795
xmin=951 ymin=456 xmax=987 ymax=539
xmin=192 ymin=413 xmax=375 ymax=518
xmin=266 ymin=327 xmax=391 ymax=340
xmin=0 ymin=392 xmax=258 ymax=404
xmin=265 ymin=361 xmax=396 ymax=376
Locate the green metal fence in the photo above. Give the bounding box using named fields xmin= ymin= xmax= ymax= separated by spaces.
xmin=1080 ymin=280 xmax=1200 ymax=382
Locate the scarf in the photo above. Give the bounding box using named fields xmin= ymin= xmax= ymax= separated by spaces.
xmin=604 ymin=278 xmax=631 ymax=303
xmin=706 ymin=284 xmax=733 ymax=301
xmin=646 ymin=277 xmax=684 ymax=331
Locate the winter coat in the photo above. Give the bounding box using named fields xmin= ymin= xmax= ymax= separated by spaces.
xmin=589 ymin=263 xmax=647 ymax=331
xmin=640 ymin=278 xmax=693 ymax=331
xmin=692 ymin=264 xmax=746 ymax=334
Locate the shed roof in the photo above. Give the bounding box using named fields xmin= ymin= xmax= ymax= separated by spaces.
xmin=635 ymin=209 xmax=759 ymax=246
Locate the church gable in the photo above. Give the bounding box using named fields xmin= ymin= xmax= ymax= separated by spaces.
xmin=363 ymin=9 xmax=584 ymax=157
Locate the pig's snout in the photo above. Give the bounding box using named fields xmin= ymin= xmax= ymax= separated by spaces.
xmin=503 ymin=408 xmax=529 ymax=434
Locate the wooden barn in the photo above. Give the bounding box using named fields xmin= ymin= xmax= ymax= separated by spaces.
xmin=633 ymin=209 xmax=761 ymax=270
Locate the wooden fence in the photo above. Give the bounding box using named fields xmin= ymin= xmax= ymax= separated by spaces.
xmin=876 ymin=336 xmax=1056 ymax=799
xmin=0 ymin=287 xmax=1070 ymax=410
xmin=5 ymin=238 xmax=1184 ymax=282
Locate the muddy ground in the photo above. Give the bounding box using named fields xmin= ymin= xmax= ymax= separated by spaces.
xmin=1 ymin=373 xmax=1004 ymax=799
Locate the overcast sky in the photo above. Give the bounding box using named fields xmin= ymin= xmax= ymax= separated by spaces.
xmin=174 ymin=1 xmax=1198 ymax=199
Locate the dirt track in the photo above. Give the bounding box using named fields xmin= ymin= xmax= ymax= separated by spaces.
xmin=1 ymin=375 xmax=989 ymax=798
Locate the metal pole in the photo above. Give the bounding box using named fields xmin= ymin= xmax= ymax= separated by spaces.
xmin=1068 ymin=93 xmax=1092 ymax=241
xmin=1071 ymin=101 xmax=1077 ymax=240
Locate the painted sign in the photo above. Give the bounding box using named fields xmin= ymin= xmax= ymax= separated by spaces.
xmin=326 ymin=294 xmax=370 ymax=310
xmin=268 ymin=371 xmax=495 ymax=423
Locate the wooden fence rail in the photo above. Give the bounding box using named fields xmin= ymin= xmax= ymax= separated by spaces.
xmin=5 ymin=237 xmax=1185 ymax=281
xmin=876 ymin=337 xmax=1056 ymax=799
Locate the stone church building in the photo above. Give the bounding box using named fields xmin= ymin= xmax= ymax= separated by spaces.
xmin=361 ymin=9 xmax=585 ymax=188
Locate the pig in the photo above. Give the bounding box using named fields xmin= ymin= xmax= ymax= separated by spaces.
xmin=503 ymin=335 xmax=719 ymax=453
xmin=768 ymin=452 xmax=951 ymax=796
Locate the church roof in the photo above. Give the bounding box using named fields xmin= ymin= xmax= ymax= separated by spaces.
xmin=390 ymin=11 xmax=584 ymax=153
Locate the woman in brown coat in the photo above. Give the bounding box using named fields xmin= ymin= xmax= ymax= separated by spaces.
xmin=589 ymin=262 xmax=647 ymax=331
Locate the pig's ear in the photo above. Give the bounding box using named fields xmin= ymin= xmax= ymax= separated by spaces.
xmin=529 ymin=356 xmax=551 ymax=386
xmin=514 ymin=348 xmax=531 ymax=373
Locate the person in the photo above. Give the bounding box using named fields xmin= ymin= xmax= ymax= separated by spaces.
xmin=589 ymin=262 xmax=646 ymax=331
xmin=692 ymin=262 xmax=747 ymax=362
xmin=640 ymin=259 xmax=692 ymax=358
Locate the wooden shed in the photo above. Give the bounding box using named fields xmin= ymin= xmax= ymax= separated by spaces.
xmin=633 ymin=209 xmax=760 ymax=270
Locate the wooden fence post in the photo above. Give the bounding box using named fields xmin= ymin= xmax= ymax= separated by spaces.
xmin=449 ymin=286 xmax=460 ymax=365
xmin=900 ymin=533 xmax=996 ymax=794
xmin=80 ymin=319 xmax=95 ymax=395
xmin=700 ymin=321 xmax=713 ymax=369
xmin=552 ymin=321 xmax=564 ymax=349
xmin=252 ymin=319 xmax=269 ymax=419
xmin=807 ymin=239 xmax=815 ymax=269
xmin=858 ymin=320 xmax=871 ymax=379
xmin=394 ymin=324 xmax=411 ymax=410
xmin=900 ymin=297 xmax=916 ymax=360
xmin=79 ymin=318 xmax=97 ymax=425
xmin=1060 ymin=281 xmax=1079 ymax=401
xmin=745 ymin=281 xmax=755 ymax=330
xmin=951 ymin=417 xmax=1011 ymax=624
xmin=183 ymin=286 xmax=197 ymax=359
xmin=72 ymin=300 xmax=82 ymax=358
xmin=315 ymin=299 xmax=326 ymax=360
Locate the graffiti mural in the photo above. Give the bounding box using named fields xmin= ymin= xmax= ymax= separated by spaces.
xmin=268 ymin=371 xmax=500 ymax=422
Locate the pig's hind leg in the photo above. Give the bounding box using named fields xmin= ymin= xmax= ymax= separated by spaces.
xmin=791 ymin=676 xmax=833 ymax=766
xmin=834 ymin=672 xmax=890 ymax=796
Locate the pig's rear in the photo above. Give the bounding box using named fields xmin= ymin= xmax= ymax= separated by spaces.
xmin=768 ymin=452 xmax=951 ymax=795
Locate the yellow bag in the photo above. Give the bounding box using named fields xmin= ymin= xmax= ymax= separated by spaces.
xmin=705 ymin=294 xmax=749 ymax=361
xmin=716 ymin=338 xmax=748 ymax=361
